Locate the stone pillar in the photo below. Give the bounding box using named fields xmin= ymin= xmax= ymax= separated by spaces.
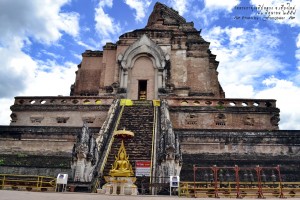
xmin=104 ymin=185 xmax=111 ymax=195
xmin=119 ymin=183 xmax=125 ymax=195
xmin=123 ymin=70 xmax=128 ymax=92
xmin=158 ymin=71 xmax=163 ymax=89
xmin=112 ymin=182 xmax=117 ymax=195
xmin=131 ymin=186 xmax=138 ymax=195
xmin=162 ymin=69 xmax=166 ymax=88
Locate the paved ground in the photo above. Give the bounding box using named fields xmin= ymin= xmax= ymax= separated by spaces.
xmin=1 ymin=190 xmax=179 ymax=200
xmin=1 ymin=190 xmax=300 ymax=200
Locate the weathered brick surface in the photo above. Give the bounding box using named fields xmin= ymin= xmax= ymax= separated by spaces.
xmin=176 ymin=129 xmax=300 ymax=181
xmin=0 ymin=126 xmax=100 ymax=176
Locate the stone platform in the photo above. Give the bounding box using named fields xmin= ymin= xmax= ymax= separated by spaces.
xmin=101 ymin=176 xmax=138 ymax=195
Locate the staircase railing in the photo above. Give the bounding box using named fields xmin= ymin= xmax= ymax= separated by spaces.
xmin=150 ymin=104 xmax=157 ymax=191
xmin=91 ymin=101 xmax=126 ymax=192
xmin=98 ymin=104 xmax=125 ymax=176
xmin=150 ymin=100 xmax=160 ymax=194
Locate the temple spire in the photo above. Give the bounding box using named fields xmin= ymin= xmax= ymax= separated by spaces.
xmin=146 ymin=2 xmax=186 ymax=28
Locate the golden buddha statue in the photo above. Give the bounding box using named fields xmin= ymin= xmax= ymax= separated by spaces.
xmin=109 ymin=140 xmax=133 ymax=177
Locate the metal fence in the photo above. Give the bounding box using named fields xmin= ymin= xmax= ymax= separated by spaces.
xmin=0 ymin=174 xmax=56 ymax=191
xmin=178 ymin=165 xmax=300 ymax=198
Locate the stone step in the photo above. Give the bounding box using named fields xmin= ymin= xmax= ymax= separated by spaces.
xmin=132 ymin=100 xmax=153 ymax=106
xmin=103 ymin=105 xmax=154 ymax=177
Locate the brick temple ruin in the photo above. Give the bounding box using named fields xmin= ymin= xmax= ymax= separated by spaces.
xmin=0 ymin=2 xmax=299 ymax=193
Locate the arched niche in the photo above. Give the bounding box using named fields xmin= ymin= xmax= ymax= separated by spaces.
xmin=118 ymin=34 xmax=169 ymax=100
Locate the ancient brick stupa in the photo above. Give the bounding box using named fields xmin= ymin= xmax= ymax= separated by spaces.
xmin=0 ymin=2 xmax=299 ymax=193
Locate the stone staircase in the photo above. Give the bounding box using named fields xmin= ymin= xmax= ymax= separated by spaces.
xmin=103 ymin=102 xmax=155 ymax=185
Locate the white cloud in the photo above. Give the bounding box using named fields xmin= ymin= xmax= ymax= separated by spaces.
xmin=0 ymin=42 xmax=37 ymax=98
xmin=0 ymin=0 xmax=80 ymax=125
xmin=100 ymin=0 xmax=113 ymax=7
xmin=202 ymin=26 xmax=300 ymax=129
xmin=256 ymin=77 xmax=300 ymax=130
xmin=223 ymin=84 xmax=255 ymax=98
xmin=73 ymin=53 xmax=82 ymax=60
xmin=250 ymin=0 xmax=300 ymax=27
xmin=21 ymin=61 xmax=77 ymax=96
xmin=124 ymin=0 xmax=152 ymax=22
xmin=192 ymin=8 xmax=219 ymax=26
xmin=168 ymin=0 xmax=192 ymax=15
xmin=0 ymin=98 xmax=14 ymax=125
xmin=0 ymin=0 xmax=79 ymax=46
xmin=41 ymin=50 xmax=62 ymax=59
xmin=297 ymin=49 xmax=300 ymax=70
xmin=297 ymin=33 xmax=300 ymax=48
xmin=204 ymin=0 xmax=240 ymax=12
xmin=76 ymin=40 xmax=97 ymax=50
xmin=95 ymin=0 xmax=121 ymax=45
xmin=295 ymin=34 xmax=300 ymax=82
xmin=295 ymin=33 xmax=300 ymax=63
xmin=0 ymin=59 xmax=77 ymax=125
xmin=192 ymin=0 xmax=240 ymax=26
xmin=58 ymin=12 xmax=80 ymax=38
xmin=203 ymin=26 xmax=282 ymax=90
xmin=0 ymin=43 xmax=77 ymax=125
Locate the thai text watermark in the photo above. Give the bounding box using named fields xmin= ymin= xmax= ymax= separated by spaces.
xmin=233 ymin=1 xmax=297 ymax=21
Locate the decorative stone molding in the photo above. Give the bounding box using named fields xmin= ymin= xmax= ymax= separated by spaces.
xmin=243 ymin=115 xmax=255 ymax=126
xmin=118 ymin=34 xmax=169 ymax=70
xmin=173 ymin=87 xmax=190 ymax=97
xmin=271 ymin=114 xmax=280 ymax=126
xmin=0 ymin=126 xmax=100 ymax=135
xmin=11 ymin=105 xmax=111 ymax=112
xmin=185 ymin=114 xmax=198 ymax=125
xmin=14 ymin=96 xmax=114 ymax=106
xmin=119 ymin=30 xmax=173 ymax=40
xmin=82 ymin=50 xmax=103 ymax=57
xmin=30 ymin=115 xmax=44 ymax=123
xmin=82 ymin=116 xmax=96 ymax=124
xmin=214 ymin=113 xmax=226 ymax=126
xmin=10 ymin=113 xmax=17 ymax=123
xmin=56 ymin=117 xmax=69 ymax=124
xmin=165 ymin=97 xmax=277 ymax=108
xmin=103 ymin=42 xmax=117 ymax=50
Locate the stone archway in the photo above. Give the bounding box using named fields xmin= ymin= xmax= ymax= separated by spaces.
xmin=118 ymin=34 xmax=169 ymax=100
xmin=127 ymin=55 xmax=155 ymax=100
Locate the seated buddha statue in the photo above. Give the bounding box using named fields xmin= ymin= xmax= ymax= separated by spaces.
xmin=109 ymin=141 xmax=133 ymax=177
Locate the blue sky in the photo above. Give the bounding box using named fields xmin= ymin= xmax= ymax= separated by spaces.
xmin=0 ymin=0 xmax=299 ymax=129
